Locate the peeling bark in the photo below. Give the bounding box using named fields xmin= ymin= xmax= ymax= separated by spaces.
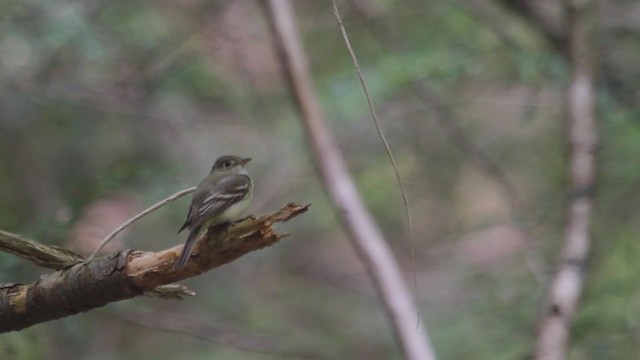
xmin=0 ymin=203 xmax=309 ymax=333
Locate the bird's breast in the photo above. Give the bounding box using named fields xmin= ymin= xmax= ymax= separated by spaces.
xmin=218 ymin=194 xmax=252 ymax=222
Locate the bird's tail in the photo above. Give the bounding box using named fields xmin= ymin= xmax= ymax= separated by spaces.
xmin=174 ymin=225 xmax=202 ymax=271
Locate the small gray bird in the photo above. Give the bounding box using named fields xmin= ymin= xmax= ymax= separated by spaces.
xmin=175 ymin=155 xmax=253 ymax=270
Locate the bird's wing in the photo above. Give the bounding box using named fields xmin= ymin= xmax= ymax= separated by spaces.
xmin=192 ymin=174 xmax=252 ymax=228
xmin=177 ymin=206 xmax=192 ymax=234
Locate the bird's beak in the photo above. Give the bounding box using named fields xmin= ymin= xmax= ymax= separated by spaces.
xmin=240 ymin=158 xmax=252 ymax=165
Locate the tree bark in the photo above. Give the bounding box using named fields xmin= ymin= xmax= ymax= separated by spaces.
xmin=534 ymin=1 xmax=597 ymax=359
xmin=262 ymin=1 xmax=438 ymax=360
xmin=0 ymin=203 xmax=308 ymax=333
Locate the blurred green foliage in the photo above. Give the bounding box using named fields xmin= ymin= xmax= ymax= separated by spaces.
xmin=1 ymin=0 xmax=639 ymax=359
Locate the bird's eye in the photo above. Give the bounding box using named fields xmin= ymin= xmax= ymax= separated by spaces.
xmin=224 ymin=161 xmax=232 ymax=168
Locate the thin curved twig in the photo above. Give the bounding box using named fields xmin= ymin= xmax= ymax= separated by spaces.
xmin=262 ymin=1 xmax=437 ymax=359
xmin=348 ymin=0 xmax=547 ymax=283
xmin=109 ymin=308 xmax=322 ymax=359
xmin=330 ymin=0 xmax=418 ymax=319
xmin=88 ymin=186 xmax=196 ymax=260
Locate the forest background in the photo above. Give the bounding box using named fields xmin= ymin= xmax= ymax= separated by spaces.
xmin=1 ymin=0 xmax=639 ymax=359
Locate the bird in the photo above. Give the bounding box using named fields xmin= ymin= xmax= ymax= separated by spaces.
xmin=175 ymin=155 xmax=253 ymax=270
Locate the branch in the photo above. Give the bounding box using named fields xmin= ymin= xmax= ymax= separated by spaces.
xmin=330 ymin=0 xmax=418 ymax=308
xmin=111 ymin=308 xmax=320 ymax=359
xmin=497 ymin=0 xmax=567 ymax=51
xmin=0 ymin=203 xmax=309 ymax=333
xmin=534 ymin=1 xmax=598 ymax=359
xmin=261 ymin=1 xmax=438 ymax=360
xmin=0 ymin=228 xmax=195 ymax=300
xmin=349 ymin=0 xmax=545 ymax=281
xmin=350 ymin=0 xmax=523 ymax=226
xmin=88 ymin=186 xmax=197 ymax=260
xmin=0 ymin=230 xmax=85 ymax=270
xmin=496 ymin=0 xmax=639 ymax=117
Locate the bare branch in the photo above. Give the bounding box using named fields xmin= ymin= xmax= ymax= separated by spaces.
xmin=111 ymin=308 xmax=320 ymax=359
xmin=0 ymin=228 xmax=195 ymax=300
xmin=496 ymin=0 xmax=639 ymax=116
xmin=0 ymin=230 xmax=85 ymax=270
xmin=0 ymin=203 xmax=309 ymax=333
xmin=534 ymin=1 xmax=598 ymax=359
xmin=349 ymin=0 xmax=546 ymax=282
xmin=143 ymin=284 xmax=196 ymax=300
xmin=261 ymin=1 xmax=437 ymax=359
xmin=330 ymin=0 xmax=418 ymax=308
xmin=497 ymin=0 xmax=567 ymax=51
xmin=88 ymin=187 xmax=197 ymax=260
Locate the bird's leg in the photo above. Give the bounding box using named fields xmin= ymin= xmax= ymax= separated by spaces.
xmin=210 ymin=222 xmax=233 ymax=232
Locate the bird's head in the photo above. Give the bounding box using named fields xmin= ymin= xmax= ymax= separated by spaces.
xmin=211 ymin=155 xmax=251 ymax=175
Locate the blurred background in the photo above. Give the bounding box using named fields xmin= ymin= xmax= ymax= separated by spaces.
xmin=1 ymin=0 xmax=639 ymax=359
